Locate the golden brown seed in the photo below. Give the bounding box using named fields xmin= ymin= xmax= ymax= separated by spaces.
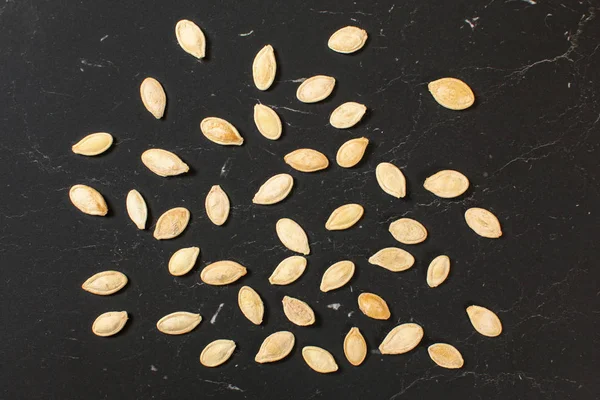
xmin=92 ymin=311 xmax=128 ymax=337
xmin=253 ymin=173 xmax=294 ymax=205
xmin=200 ymin=117 xmax=244 ymax=146
xmin=168 ymin=247 xmax=200 ymax=276
xmin=379 ymin=323 xmax=424 ymax=354
xmin=268 ymin=256 xmax=307 ymax=285
xmin=140 ymin=77 xmax=166 ymax=119
xmin=375 ymin=162 xmax=406 ymax=198
xmin=328 ymin=26 xmax=368 ymax=54
xmin=82 ymin=271 xmax=128 ymax=295
xmin=329 ymin=102 xmax=367 ymax=129
xmin=126 ymin=189 xmax=147 ymax=229
xmin=466 ymin=305 xmax=502 ymax=337
xmin=296 ymin=75 xmax=336 ymax=103
xmin=200 ymin=260 xmax=247 ymax=285
xmin=325 ymin=204 xmax=364 ymax=230
xmin=255 ymin=331 xmax=295 ymax=363
xmin=200 ymin=339 xmax=236 ymax=367
xmin=153 ymin=207 xmax=190 ymax=240
xmin=358 ymin=293 xmax=390 ymax=320
xmin=253 ymin=104 xmax=282 ymax=140
xmin=205 ymin=185 xmax=230 ymax=226
xmin=426 ymin=255 xmax=450 ymax=288
xmin=423 ymin=170 xmax=469 ymax=198
xmin=175 ymin=19 xmax=206 ymax=59
xmin=69 ymin=184 xmax=108 ymax=216
xmin=252 ymin=45 xmax=276 ymax=91
xmin=282 ymin=296 xmax=315 ymax=326
xmin=428 ymin=77 xmax=475 ymax=110
xmin=389 ymin=218 xmax=428 ymax=244
xmin=464 ymin=208 xmax=502 ymax=238
xmin=276 ymin=218 xmax=310 ymax=255
xmin=428 ymin=343 xmax=464 ymax=369
xmin=71 ymin=132 xmax=113 ymax=156
xmin=368 ymin=247 xmax=415 ymax=272
xmin=238 ymin=286 xmax=264 ymax=325
xmin=284 ymin=148 xmax=329 ymax=172
xmin=343 ymin=327 xmax=367 ymax=366
xmin=141 ymin=148 xmax=189 ymax=177
xmin=302 ymin=346 xmax=338 ymax=373
xmin=336 ymin=137 xmax=369 ymax=168
xmin=320 ymin=260 xmax=355 ymax=292
xmin=156 ymin=312 xmax=201 ymax=335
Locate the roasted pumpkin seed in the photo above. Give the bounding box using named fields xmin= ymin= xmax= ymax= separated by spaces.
xmin=168 ymin=247 xmax=200 ymax=276
xmin=200 ymin=260 xmax=247 ymax=285
xmin=156 ymin=311 xmax=201 ymax=335
xmin=302 ymin=346 xmax=338 ymax=373
xmin=282 ymin=296 xmax=315 ymax=326
xmin=375 ymin=162 xmax=406 ymax=198
xmin=141 ymin=148 xmax=189 ymax=177
xmin=284 ymin=148 xmax=329 ymax=172
xmin=175 ymin=19 xmax=206 ymax=59
xmin=276 ymin=218 xmax=310 ymax=255
xmin=205 ymin=185 xmax=230 ymax=226
xmin=328 ymin=26 xmax=368 ymax=54
xmin=268 ymin=256 xmax=307 ymax=285
xmin=69 ymin=184 xmax=108 ymax=216
xmin=426 ymin=255 xmax=450 ymax=287
xmin=428 ymin=343 xmax=464 ymax=369
xmin=343 ymin=327 xmax=367 ymax=366
xmin=466 ymin=305 xmax=502 ymax=337
xmin=325 ymin=204 xmax=364 ymax=230
xmin=428 ymin=77 xmax=475 ymax=110
xmin=336 ymin=137 xmax=368 ymax=168
xmin=379 ymin=323 xmax=424 ymax=354
xmin=464 ymin=208 xmax=502 ymax=238
xmin=254 ymin=104 xmax=282 ymax=140
xmin=200 ymin=339 xmax=236 ymax=367
xmin=72 ymin=132 xmax=113 ymax=156
xmin=389 ymin=218 xmax=428 ymax=244
xmin=126 ymin=189 xmax=147 ymax=229
xmin=153 ymin=207 xmax=190 ymax=240
xmin=424 ymin=170 xmax=469 ymax=198
xmin=296 ymin=75 xmax=336 ymax=103
xmin=238 ymin=286 xmax=264 ymax=325
xmin=329 ymin=102 xmax=367 ymax=129
xmin=200 ymin=117 xmax=244 ymax=146
xmin=255 ymin=331 xmax=295 ymax=363
xmin=252 ymin=45 xmax=276 ymax=91
xmin=92 ymin=311 xmax=128 ymax=337
xmin=368 ymin=247 xmax=415 ymax=272
xmin=140 ymin=77 xmax=166 ymax=119
xmin=82 ymin=271 xmax=128 ymax=295
xmin=358 ymin=293 xmax=390 ymax=320
xmin=320 ymin=260 xmax=355 ymax=292
xmin=253 ymin=173 xmax=293 ymax=205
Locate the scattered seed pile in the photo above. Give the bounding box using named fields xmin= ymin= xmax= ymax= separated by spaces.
xmin=70 ymin=21 xmax=505 ymax=373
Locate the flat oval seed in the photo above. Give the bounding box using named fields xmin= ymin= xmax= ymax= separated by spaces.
xmin=254 ymin=104 xmax=282 ymax=140
xmin=424 ymin=170 xmax=470 ymax=198
xmin=238 ymin=286 xmax=264 ymax=325
xmin=141 ymin=148 xmax=189 ymax=177
xmin=92 ymin=311 xmax=128 ymax=337
xmin=368 ymin=247 xmax=415 ymax=272
xmin=389 ymin=218 xmax=428 ymax=244
xmin=302 ymin=346 xmax=338 ymax=373
xmin=329 ymin=102 xmax=367 ymax=129
xmin=156 ymin=311 xmax=201 ymax=335
xmin=153 ymin=207 xmax=190 ymax=240
xmin=320 ymin=260 xmax=355 ymax=292
xmin=69 ymin=184 xmax=108 ymax=216
xmin=336 ymin=137 xmax=369 ymax=168
xmin=428 ymin=343 xmax=464 ymax=369
xmin=200 ymin=117 xmax=244 ymax=146
xmin=296 ymin=75 xmax=336 ymax=103
xmin=140 ymin=77 xmax=166 ymax=119
xmin=428 ymin=77 xmax=475 ymax=110
xmin=284 ymin=148 xmax=329 ymax=172
xmin=466 ymin=305 xmax=502 ymax=337
xmin=253 ymin=173 xmax=294 ymax=205
xmin=376 ymin=162 xmax=406 ymax=198
xmin=465 ymin=208 xmax=502 ymax=238
xmin=325 ymin=203 xmax=364 ymax=230
xmin=72 ymin=132 xmax=113 ymax=156
xmin=168 ymin=247 xmax=200 ymax=276
xmin=255 ymin=331 xmax=295 ymax=363
xmin=282 ymin=296 xmax=315 ymax=326
xmin=205 ymin=185 xmax=230 ymax=226
xmin=426 ymin=255 xmax=450 ymax=288
xmin=379 ymin=323 xmax=424 ymax=354
xmin=126 ymin=189 xmax=147 ymax=229
xmin=268 ymin=256 xmax=307 ymax=285
xmin=200 ymin=339 xmax=236 ymax=367
xmin=358 ymin=293 xmax=390 ymax=320
xmin=328 ymin=26 xmax=368 ymax=54
xmin=175 ymin=19 xmax=206 ymax=59
xmin=344 ymin=327 xmax=367 ymax=366
xmin=276 ymin=218 xmax=310 ymax=255
xmin=200 ymin=260 xmax=247 ymax=285
xmin=252 ymin=44 xmax=276 ymax=91
xmin=82 ymin=271 xmax=128 ymax=295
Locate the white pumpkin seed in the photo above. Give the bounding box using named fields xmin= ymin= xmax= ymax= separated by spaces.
xmin=252 ymin=45 xmax=276 ymax=91
xmin=284 ymin=148 xmax=329 ymax=172
xmin=325 ymin=203 xmax=364 ymax=230
xmin=328 ymin=26 xmax=368 ymax=54
xmin=69 ymin=184 xmax=108 ymax=216
xmin=82 ymin=271 xmax=128 ymax=295
xmin=168 ymin=247 xmax=200 ymax=276
xmin=428 ymin=77 xmax=475 ymax=110
xmin=276 ymin=218 xmax=310 ymax=255
xmin=296 ymin=75 xmax=336 ymax=103
xmin=141 ymin=148 xmax=189 ymax=177
xmin=140 ymin=77 xmax=166 ymax=119
xmin=320 ymin=260 xmax=355 ymax=292
xmin=302 ymin=346 xmax=338 ymax=373
xmin=153 ymin=207 xmax=190 ymax=240
xmin=200 ymin=117 xmax=244 ymax=146
xmin=424 ymin=170 xmax=469 ymax=198
xmin=426 ymin=255 xmax=450 ymax=288
xmin=238 ymin=286 xmax=264 ymax=325
xmin=200 ymin=260 xmax=247 ymax=285
xmin=379 ymin=323 xmax=424 ymax=354
xmin=368 ymin=247 xmax=415 ymax=272
xmin=200 ymin=339 xmax=236 ymax=367
xmin=156 ymin=311 xmax=201 ymax=335
xmin=464 ymin=208 xmax=502 ymax=238
xmin=428 ymin=343 xmax=464 ymax=369
xmin=268 ymin=256 xmax=307 ymax=285
xmin=358 ymin=293 xmax=390 ymax=320
xmin=175 ymin=19 xmax=206 ymax=59
xmin=389 ymin=218 xmax=428 ymax=244
xmin=71 ymin=132 xmax=113 ymax=156
xmin=336 ymin=137 xmax=369 ymax=168
xmin=253 ymin=104 xmax=282 ymax=140
xmin=466 ymin=305 xmax=502 ymax=337
xmin=205 ymin=185 xmax=230 ymax=226
xmin=343 ymin=327 xmax=367 ymax=366
xmin=92 ymin=311 xmax=128 ymax=337
xmin=255 ymin=331 xmax=295 ymax=363
xmin=375 ymin=162 xmax=406 ymax=198
xmin=329 ymin=102 xmax=367 ymax=129
xmin=126 ymin=189 xmax=147 ymax=229
xmin=282 ymin=296 xmax=315 ymax=326
xmin=252 ymin=173 xmax=294 ymax=205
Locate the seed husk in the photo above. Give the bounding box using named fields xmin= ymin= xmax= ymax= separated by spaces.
xmin=329 ymin=102 xmax=367 ymax=129
xmin=282 ymin=295 xmax=315 ymax=326
xmin=156 ymin=311 xmax=202 ymax=335
xmin=253 ymin=104 xmax=282 ymax=140
xmin=71 ymin=132 xmax=113 ymax=156
xmin=141 ymin=148 xmax=189 ymax=177
xmin=328 ymin=26 xmax=368 ymax=54
xmin=302 ymin=346 xmax=338 ymax=373
xmin=253 ymin=173 xmax=294 ymax=205
xmin=153 ymin=207 xmax=190 ymax=240
xmin=238 ymin=286 xmax=264 ymax=325
xmin=336 ymin=137 xmax=369 ymax=168
xmin=368 ymin=247 xmax=415 ymax=272
xmin=175 ymin=19 xmax=206 ymax=59
xmin=82 ymin=270 xmax=128 ymax=295
xmin=205 ymin=185 xmax=230 ymax=226
xmin=320 ymin=260 xmax=355 ymax=292
xmin=92 ymin=311 xmax=128 ymax=337
xmin=200 ymin=339 xmax=236 ymax=367
xmin=255 ymin=331 xmax=295 ymax=363
xmin=358 ymin=293 xmax=390 ymax=320
xmin=268 ymin=255 xmax=307 ymax=285
xmin=69 ymin=184 xmax=108 ymax=216
xmin=276 ymin=218 xmax=310 ymax=255
xmin=252 ymin=45 xmax=276 ymax=91
xmin=325 ymin=203 xmax=364 ymax=231
xmin=426 ymin=255 xmax=450 ymax=288
xmin=428 ymin=77 xmax=475 ymax=110
xmin=126 ymin=189 xmax=147 ymax=229
xmin=464 ymin=208 xmax=502 ymax=238
xmin=200 ymin=117 xmax=244 ymax=146
xmin=379 ymin=323 xmax=424 ymax=354
xmin=284 ymin=148 xmax=329 ymax=172
xmin=428 ymin=343 xmax=464 ymax=369
xmin=140 ymin=77 xmax=166 ymax=119
xmin=424 ymin=170 xmax=469 ymax=198
xmin=343 ymin=327 xmax=367 ymax=366
xmin=466 ymin=305 xmax=502 ymax=337
xmin=389 ymin=218 xmax=428 ymax=244
xmin=200 ymin=260 xmax=247 ymax=285
xmin=375 ymin=162 xmax=406 ymax=198
xmin=296 ymin=75 xmax=336 ymax=103
xmin=168 ymin=247 xmax=200 ymax=276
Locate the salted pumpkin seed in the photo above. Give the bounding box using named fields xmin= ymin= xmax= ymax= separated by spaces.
xmin=252 ymin=45 xmax=276 ymax=91
xmin=368 ymin=247 xmax=415 ymax=272
xmin=200 ymin=339 xmax=236 ymax=367
xmin=466 ymin=305 xmax=502 ymax=337
xmin=268 ymin=255 xmax=307 ymax=285
xmin=205 ymin=185 xmax=230 ymax=226
xmin=141 ymin=148 xmax=189 ymax=177
xmin=126 ymin=189 xmax=147 ymax=229
xmin=376 ymin=162 xmax=406 ymax=198
xmin=329 ymin=102 xmax=367 ymax=129
xmin=92 ymin=311 xmax=128 ymax=337
xmin=200 ymin=117 xmax=244 ymax=146
xmin=336 ymin=137 xmax=369 ymax=168
xmin=255 ymin=331 xmax=295 ymax=363
xmin=302 ymin=346 xmax=338 ymax=373
xmin=153 ymin=207 xmax=190 ymax=240
xmin=254 ymin=104 xmax=282 ymax=140
xmin=328 ymin=26 xmax=368 ymax=54
xmin=424 ymin=170 xmax=469 ymax=198
xmin=253 ymin=173 xmax=293 ymax=205
xmin=168 ymin=247 xmax=200 ymax=276
xmin=69 ymin=184 xmax=108 ymax=216
xmin=320 ymin=260 xmax=355 ymax=292
xmin=72 ymin=132 xmax=113 ymax=156
xmin=358 ymin=293 xmax=390 ymax=320
xmin=426 ymin=255 xmax=450 ymax=288
xmin=325 ymin=203 xmax=364 ymax=230
xmin=282 ymin=296 xmax=315 ymax=326
xmin=238 ymin=286 xmax=264 ymax=325
xmin=296 ymin=75 xmax=336 ymax=103
xmin=343 ymin=327 xmax=367 ymax=366
xmin=428 ymin=77 xmax=475 ymax=110
xmin=175 ymin=19 xmax=206 ymax=59
xmin=428 ymin=343 xmax=464 ymax=369
xmin=464 ymin=208 xmax=502 ymax=238
xmin=389 ymin=218 xmax=428 ymax=244
xmin=284 ymin=148 xmax=329 ymax=172
xmin=156 ymin=311 xmax=201 ymax=335
xmin=82 ymin=271 xmax=128 ymax=295
xmin=379 ymin=323 xmax=424 ymax=354
xmin=140 ymin=77 xmax=166 ymax=119
xmin=276 ymin=218 xmax=310 ymax=255
xmin=200 ymin=260 xmax=247 ymax=285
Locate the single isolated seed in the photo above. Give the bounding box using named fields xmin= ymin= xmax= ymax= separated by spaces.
xmin=205 ymin=185 xmax=230 ymax=226
xmin=428 ymin=77 xmax=475 ymax=110
xmin=328 ymin=26 xmax=368 ymax=54
xmin=71 ymin=132 xmax=113 ymax=156
xmin=282 ymin=296 xmax=315 ymax=326
xmin=302 ymin=346 xmax=338 ymax=373
xmin=175 ymin=19 xmax=206 ymax=59
xmin=379 ymin=323 xmax=424 ymax=355
xmin=253 ymin=173 xmax=294 ymax=205
xmin=320 ymin=260 xmax=355 ymax=292
xmin=329 ymin=102 xmax=367 ymax=129
xmin=126 ymin=189 xmax=147 ymax=229
xmin=200 ymin=260 xmax=247 ymax=285
xmin=254 ymin=104 xmax=282 ymax=140
xmin=428 ymin=343 xmax=464 ymax=369
xmin=276 ymin=218 xmax=310 ymax=255
xmin=325 ymin=203 xmax=364 ymax=231
xmin=200 ymin=339 xmax=236 ymax=367
xmin=238 ymin=286 xmax=264 ymax=325
xmin=140 ymin=77 xmax=166 ymax=119
xmin=284 ymin=148 xmax=329 ymax=172
xmin=466 ymin=305 xmax=502 ymax=337
xmin=200 ymin=117 xmax=244 ymax=146
xmin=156 ymin=312 xmax=202 ymax=335
xmin=153 ymin=207 xmax=190 ymax=240
xmin=464 ymin=207 xmax=502 ymax=238
xmin=343 ymin=327 xmax=367 ymax=366
xmin=141 ymin=148 xmax=189 ymax=177
xmin=168 ymin=246 xmax=200 ymax=276
xmin=255 ymin=331 xmax=295 ymax=363
xmin=368 ymin=247 xmax=415 ymax=272
xmin=69 ymin=184 xmax=108 ymax=216
xmin=82 ymin=271 xmax=128 ymax=296
xmin=376 ymin=162 xmax=406 ymax=198
xmin=92 ymin=311 xmax=128 ymax=337
xmin=424 ymin=170 xmax=469 ymax=198
xmin=252 ymin=44 xmax=276 ymax=91
xmin=268 ymin=255 xmax=307 ymax=285
xmin=389 ymin=218 xmax=428 ymax=244
xmin=296 ymin=75 xmax=336 ymax=103
xmin=358 ymin=293 xmax=390 ymax=320
xmin=426 ymin=255 xmax=450 ymax=288
xmin=336 ymin=137 xmax=369 ymax=168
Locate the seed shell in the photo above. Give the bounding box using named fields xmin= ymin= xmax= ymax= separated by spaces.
xmin=466 ymin=305 xmax=502 ymax=337
xmin=255 ymin=331 xmax=295 ymax=363
xmin=375 ymin=162 xmax=406 ymax=198
xmin=325 ymin=204 xmax=364 ymax=231
xmin=69 ymin=184 xmax=108 ymax=216
xmin=268 ymin=256 xmax=307 ymax=285
xmin=254 ymin=104 xmax=282 ymax=140
xmin=253 ymin=173 xmax=294 ymax=205
xmin=426 ymin=255 xmax=450 ymax=287
xmin=329 ymin=102 xmax=367 ymax=129
xmin=284 ymin=148 xmax=329 ymax=172
xmin=168 ymin=247 xmax=200 ymax=276
xmin=200 ymin=260 xmax=247 ymax=285
xmin=140 ymin=77 xmax=166 ymax=119
xmin=71 ymin=132 xmax=113 ymax=156
xmin=282 ymin=296 xmax=315 ymax=326
xmin=92 ymin=311 xmax=128 ymax=337
xmin=428 ymin=77 xmax=475 ymax=110
xmin=175 ymin=19 xmax=206 ymax=59
xmin=464 ymin=208 xmax=502 ymax=238
xmin=296 ymin=75 xmax=336 ymax=103
xmin=153 ymin=207 xmax=190 ymax=240
xmin=428 ymin=343 xmax=464 ymax=369
xmin=156 ymin=311 xmax=202 ymax=335
xmin=252 ymin=45 xmax=276 ymax=91
xmin=389 ymin=218 xmax=428 ymax=244
xmin=276 ymin=218 xmax=310 ymax=255
xmin=200 ymin=117 xmax=244 ymax=146
xmin=328 ymin=26 xmax=368 ymax=54
xmin=141 ymin=148 xmax=189 ymax=177
xmin=200 ymin=339 xmax=236 ymax=367
xmin=320 ymin=260 xmax=355 ymax=292
xmin=205 ymin=185 xmax=230 ymax=226
xmin=302 ymin=346 xmax=338 ymax=373
xmin=126 ymin=189 xmax=147 ymax=229
xmin=424 ymin=170 xmax=469 ymax=198
xmin=82 ymin=271 xmax=128 ymax=295
xmin=379 ymin=323 xmax=424 ymax=354
xmin=368 ymin=247 xmax=415 ymax=272
xmin=357 ymin=293 xmax=390 ymax=320
xmin=238 ymin=286 xmax=264 ymax=325
xmin=343 ymin=327 xmax=367 ymax=366
xmin=336 ymin=137 xmax=368 ymax=168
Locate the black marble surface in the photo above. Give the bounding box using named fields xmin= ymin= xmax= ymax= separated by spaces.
xmin=1 ymin=0 xmax=599 ymax=399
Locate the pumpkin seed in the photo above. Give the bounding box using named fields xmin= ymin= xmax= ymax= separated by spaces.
xmin=379 ymin=323 xmax=424 ymax=354
xmin=424 ymin=170 xmax=469 ymax=198
xmin=358 ymin=293 xmax=390 ymax=320
xmin=336 ymin=137 xmax=369 ymax=168
xmin=168 ymin=247 xmax=200 ymax=276
xmin=253 ymin=104 xmax=282 ymax=140
xmin=466 ymin=305 xmax=502 ymax=337
xmin=296 ymin=75 xmax=336 ymax=103
xmin=329 ymin=102 xmax=367 ymax=129
xmin=428 ymin=343 xmax=464 ymax=369
xmin=153 ymin=207 xmax=190 ymax=240
xmin=238 ymin=286 xmax=264 ymax=325
xmin=82 ymin=270 xmax=128 ymax=295
xmin=276 ymin=218 xmax=310 ymax=255
xmin=325 ymin=203 xmax=364 ymax=230
xmin=343 ymin=327 xmax=367 ymax=366
xmin=428 ymin=77 xmax=475 ymax=110
xmin=200 ymin=260 xmax=247 ymax=285
xmin=375 ymin=162 xmax=406 ymax=198
xmin=426 ymin=255 xmax=450 ymax=287
xmin=255 ymin=331 xmax=295 ymax=363
xmin=252 ymin=45 xmax=276 ymax=91
xmin=69 ymin=184 xmax=108 ymax=216
xmin=156 ymin=311 xmax=201 ymax=335
xmin=200 ymin=339 xmax=236 ymax=367
xmin=175 ymin=19 xmax=206 ymax=59
xmin=200 ymin=117 xmax=244 ymax=146
xmin=205 ymin=185 xmax=230 ymax=226
xmin=140 ymin=77 xmax=166 ymax=119
xmin=368 ymin=247 xmax=415 ymax=272
xmin=126 ymin=189 xmax=147 ymax=229
xmin=141 ymin=148 xmax=189 ymax=177
xmin=282 ymin=296 xmax=315 ymax=326
xmin=464 ymin=208 xmax=502 ymax=238
xmin=92 ymin=311 xmax=128 ymax=337
xmin=328 ymin=26 xmax=368 ymax=54
xmin=284 ymin=148 xmax=329 ymax=172
xmin=268 ymin=255 xmax=307 ymax=285
xmin=389 ymin=218 xmax=428 ymax=244
xmin=253 ymin=173 xmax=294 ymax=205
xmin=71 ymin=132 xmax=113 ymax=156
xmin=320 ymin=260 xmax=355 ymax=292
xmin=302 ymin=346 xmax=338 ymax=373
